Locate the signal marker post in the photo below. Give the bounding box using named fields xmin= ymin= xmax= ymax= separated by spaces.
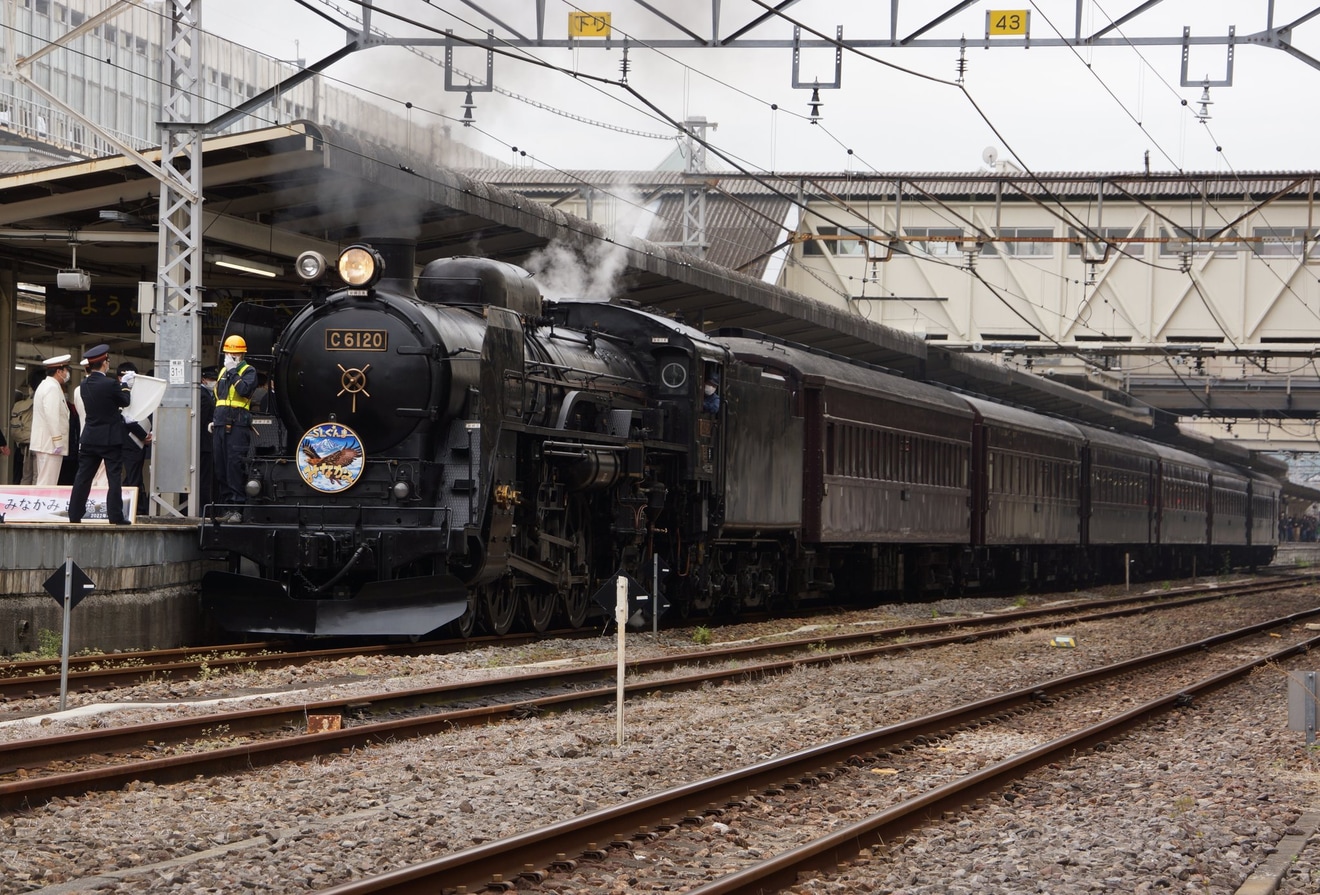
xmin=593 ymin=571 xmax=670 ymax=746
xmin=41 ymin=537 xmax=96 ymax=711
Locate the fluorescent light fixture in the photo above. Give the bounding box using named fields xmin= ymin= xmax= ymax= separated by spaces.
xmin=206 ymin=253 xmax=283 ymax=278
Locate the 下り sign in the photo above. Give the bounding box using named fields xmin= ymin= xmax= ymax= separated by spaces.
xmin=569 ymin=12 xmax=611 ymax=38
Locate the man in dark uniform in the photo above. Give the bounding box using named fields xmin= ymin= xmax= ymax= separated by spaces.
xmin=212 ymin=334 xmax=258 ymax=521
xmin=68 ymin=344 xmax=132 ymax=525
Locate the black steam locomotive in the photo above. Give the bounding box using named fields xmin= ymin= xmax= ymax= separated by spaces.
xmin=199 ymin=241 xmax=1281 ymax=637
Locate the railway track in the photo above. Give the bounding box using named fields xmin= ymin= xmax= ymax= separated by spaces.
xmin=0 ymin=577 xmax=1314 ymax=813
xmin=312 ymin=612 xmax=1320 ymax=894
xmin=0 ymin=574 xmax=1304 ymax=702
xmin=0 ymin=629 xmax=591 ymax=701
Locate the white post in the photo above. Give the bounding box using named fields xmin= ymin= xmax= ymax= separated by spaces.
xmin=652 ymin=553 xmax=660 ymax=638
xmin=615 ymin=574 xmax=627 ymax=746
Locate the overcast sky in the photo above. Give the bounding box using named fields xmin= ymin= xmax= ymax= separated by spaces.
xmin=204 ymin=1 xmax=1320 ymax=175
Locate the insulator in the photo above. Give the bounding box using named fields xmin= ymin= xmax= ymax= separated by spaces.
xmin=808 ymin=86 xmax=822 ymax=123
xmin=619 ymin=45 xmax=631 ymax=84
xmin=1196 ymin=79 xmax=1213 ymax=122
xmin=461 ymin=86 xmax=476 ymax=127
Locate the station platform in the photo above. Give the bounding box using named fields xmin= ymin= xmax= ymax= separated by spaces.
xmin=0 ymin=519 xmax=212 ymax=656
xmin=1272 ymin=542 xmax=1320 ymax=569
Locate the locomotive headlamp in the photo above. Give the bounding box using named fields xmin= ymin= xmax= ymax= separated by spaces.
xmin=295 ymin=250 xmax=329 ymax=282
xmin=245 ymin=477 xmax=263 ymax=498
xmin=392 ymin=480 xmax=412 ymax=500
xmin=338 ymin=245 xmax=384 ymax=288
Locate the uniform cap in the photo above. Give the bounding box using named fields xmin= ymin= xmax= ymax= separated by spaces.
xmin=82 ymin=344 xmax=110 ymax=364
xmin=201 ymin=366 xmax=218 ymax=379
xmin=42 ymin=354 xmax=71 ymax=367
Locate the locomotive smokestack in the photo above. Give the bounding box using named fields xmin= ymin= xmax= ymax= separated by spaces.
xmin=363 ymin=238 xmax=417 ymax=293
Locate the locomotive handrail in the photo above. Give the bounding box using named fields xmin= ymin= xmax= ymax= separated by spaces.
xmin=235 ymin=502 xmax=454 ymax=522
xmin=522 ymin=361 xmax=648 ymax=388
xmin=542 ymin=441 xmax=630 ymax=455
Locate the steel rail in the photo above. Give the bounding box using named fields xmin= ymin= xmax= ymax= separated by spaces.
xmin=1 ymin=575 xmax=1302 ymax=700
xmin=296 ymin=625 xmax=1320 ymax=892
xmin=0 ymin=582 xmax=1299 ymax=787
xmin=686 ymin=639 xmax=1320 ymax=895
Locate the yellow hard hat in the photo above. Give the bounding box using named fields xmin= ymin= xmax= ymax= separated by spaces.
xmin=222 ymin=334 xmax=247 ymax=353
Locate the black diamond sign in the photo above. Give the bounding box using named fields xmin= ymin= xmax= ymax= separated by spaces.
xmin=591 ymin=570 xmax=670 ymax=628
xmin=43 ymin=562 xmax=95 ymax=609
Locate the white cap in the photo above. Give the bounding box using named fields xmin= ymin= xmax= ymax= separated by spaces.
xmin=42 ymin=354 xmax=71 ymax=367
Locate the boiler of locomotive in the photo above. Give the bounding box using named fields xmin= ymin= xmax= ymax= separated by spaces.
xmin=276 ymin=243 xmax=483 ymax=454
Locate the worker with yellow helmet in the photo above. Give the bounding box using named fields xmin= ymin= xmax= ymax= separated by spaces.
xmin=211 ymin=334 xmax=258 ymax=520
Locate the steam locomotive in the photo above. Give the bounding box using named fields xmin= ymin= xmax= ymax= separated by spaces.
xmin=199 ymin=240 xmax=1281 ymax=638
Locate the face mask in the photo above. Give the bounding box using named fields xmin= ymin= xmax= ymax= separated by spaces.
xmin=703 ymin=385 xmax=716 ymax=396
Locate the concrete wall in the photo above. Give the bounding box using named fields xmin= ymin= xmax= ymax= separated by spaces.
xmin=0 ymin=523 xmax=210 ymax=655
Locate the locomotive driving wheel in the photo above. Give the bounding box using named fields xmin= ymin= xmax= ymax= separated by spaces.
xmin=454 ymin=592 xmax=480 ymax=638
xmin=558 ymin=498 xmax=595 ymax=630
xmin=481 ymin=578 xmax=518 ymax=636
xmin=523 ymin=587 xmax=556 ymax=633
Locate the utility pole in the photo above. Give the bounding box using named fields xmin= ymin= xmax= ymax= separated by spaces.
xmin=149 ymin=0 xmax=204 ymax=516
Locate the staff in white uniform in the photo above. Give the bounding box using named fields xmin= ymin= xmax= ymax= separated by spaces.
xmin=29 ymin=354 xmax=71 ymax=486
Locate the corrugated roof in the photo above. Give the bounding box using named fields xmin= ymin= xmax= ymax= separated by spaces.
xmin=645 ymin=194 xmax=792 ymax=278
xmin=468 ymin=167 xmax=1320 ymax=202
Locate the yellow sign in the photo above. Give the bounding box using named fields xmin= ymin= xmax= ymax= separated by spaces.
xmin=987 ymin=10 xmax=1029 ymax=36
xmin=569 ymin=12 xmax=611 ymax=38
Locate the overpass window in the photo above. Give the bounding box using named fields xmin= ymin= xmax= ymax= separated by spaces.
xmin=808 ymin=226 xmax=879 ymax=256
xmin=904 ymin=227 xmax=963 ymax=256
xmin=1067 ymin=226 xmax=1146 ymax=257
xmin=1254 ymin=227 xmax=1320 ymax=260
xmin=983 ymin=227 xmax=1055 ymax=257
xmin=1159 ymin=226 xmax=1241 ymax=257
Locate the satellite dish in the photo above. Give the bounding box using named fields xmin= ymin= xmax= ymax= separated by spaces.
xmin=981 ymin=146 xmax=999 ymax=168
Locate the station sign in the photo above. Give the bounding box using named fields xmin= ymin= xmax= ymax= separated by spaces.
xmin=46 ymin=285 xmax=140 ymax=334
xmin=987 ymin=10 xmax=1029 ymax=36
xmin=569 ymin=12 xmax=611 ymax=38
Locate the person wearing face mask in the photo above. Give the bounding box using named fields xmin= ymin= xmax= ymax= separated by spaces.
xmin=702 ymin=378 xmax=721 ymax=414
xmin=211 ymin=336 xmax=257 ymax=521
xmin=196 ymin=366 xmax=217 ymax=513
xmin=30 ymin=354 xmax=72 ymax=486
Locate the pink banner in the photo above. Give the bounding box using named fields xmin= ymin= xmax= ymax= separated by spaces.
xmin=0 ymin=485 xmax=138 ymax=524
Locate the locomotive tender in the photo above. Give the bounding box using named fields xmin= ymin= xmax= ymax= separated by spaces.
xmin=199 ymin=241 xmax=1281 ymax=637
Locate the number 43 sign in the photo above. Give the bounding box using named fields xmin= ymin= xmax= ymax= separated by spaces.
xmin=987 ymin=10 xmax=1030 ymax=36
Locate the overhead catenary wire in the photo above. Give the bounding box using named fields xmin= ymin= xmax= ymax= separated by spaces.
xmin=12 ymin=0 xmax=1320 ymax=435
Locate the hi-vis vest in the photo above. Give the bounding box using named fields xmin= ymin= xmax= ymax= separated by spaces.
xmin=215 ymin=362 xmax=253 ymax=411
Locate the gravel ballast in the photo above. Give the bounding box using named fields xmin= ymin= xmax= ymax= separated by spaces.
xmin=1 ymin=586 xmax=1318 ymax=894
